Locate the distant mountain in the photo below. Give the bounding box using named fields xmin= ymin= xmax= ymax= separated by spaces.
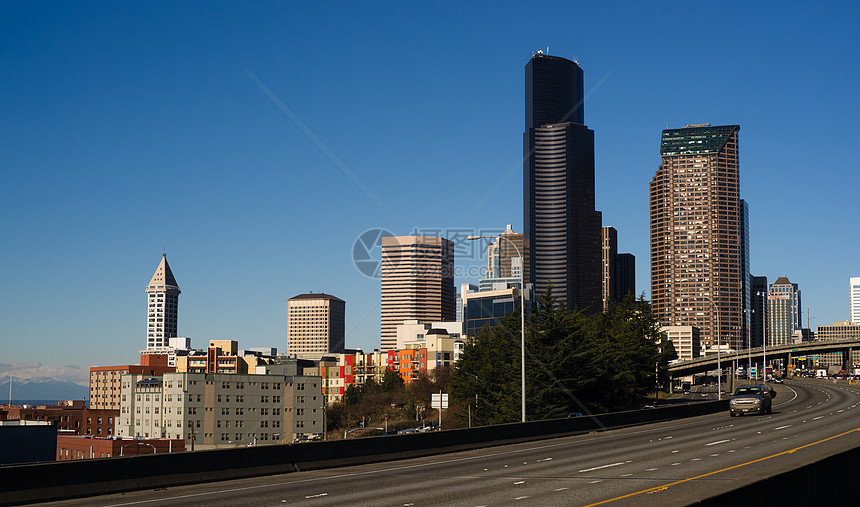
xmin=0 ymin=379 xmax=88 ymax=402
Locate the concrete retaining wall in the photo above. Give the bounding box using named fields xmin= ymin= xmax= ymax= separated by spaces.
xmin=1 ymin=401 xmax=727 ymax=505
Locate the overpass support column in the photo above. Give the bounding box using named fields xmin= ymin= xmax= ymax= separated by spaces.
xmin=844 ymin=349 xmax=853 ymax=374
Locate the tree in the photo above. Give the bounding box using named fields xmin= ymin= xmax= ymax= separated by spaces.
xmin=380 ymin=368 xmax=405 ymax=393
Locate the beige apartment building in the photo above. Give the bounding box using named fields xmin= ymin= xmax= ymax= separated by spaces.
xmin=650 ymin=124 xmax=744 ymax=351
xmin=380 ymin=235 xmax=455 ymax=351
xmin=287 ymin=293 xmax=346 ymax=354
xmin=659 ymin=325 xmax=701 ymax=361
xmin=815 ymin=321 xmax=860 ymax=367
xmin=116 ymin=371 xmax=323 ymax=447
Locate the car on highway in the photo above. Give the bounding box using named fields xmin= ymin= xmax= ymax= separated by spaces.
xmin=729 ymin=384 xmax=775 ymax=417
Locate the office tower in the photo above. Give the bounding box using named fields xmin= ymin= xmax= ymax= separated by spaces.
xmin=851 ymin=277 xmax=860 ymax=324
xmin=750 ymin=276 xmax=768 ymax=348
xmin=486 ymin=225 xmax=524 ymax=279
xmin=146 ymin=254 xmax=180 ymax=350
xmin=739 ymin=200 xmax=751 ymax=347
xmin=616 ymin=253 xmax=635 ymax=299
xmin=524 ymin=51 xmax=602 ymax=312
xmin=650 ymin=124 xmax=742 ymax=351
xmin=601 ymin=227 xmax=636 ymax=310
xmin=380 ymin=236 xmax=455 ymax=351
xmin=767 ymin=277 xmax=801 ymax=347
xmin=601 ymin=226 xmax=617 ymax=311
xmin=457 ymin=283 xmax=477 ymax=322
xmin=287 ymin=293 xmax=346 ymax=355
xmin=463 ymin=286 xmax=532 ymax=337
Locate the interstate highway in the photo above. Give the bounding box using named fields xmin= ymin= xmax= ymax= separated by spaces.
xmin=45 ymin=380 xmax=860 ymax=507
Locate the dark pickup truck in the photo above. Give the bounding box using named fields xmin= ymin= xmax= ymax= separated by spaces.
xmin=729 ymin=384 xmax=775 ymax=416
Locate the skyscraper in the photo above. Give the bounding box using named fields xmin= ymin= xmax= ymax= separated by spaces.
xmin=524 ymin=51 xmax=602 ymax=312
xmin=650 ymin=124 xmax=743 ymax=351
xmin=380 ymin=235 xmax=455 ymax=351
xmin=287 ymin=293 xmax=345 ymax=355
xmin=851 ymin=277 xmax=860 ymax=325
xmin=750 ymin=275 xmax=768 ymax=348
xmin=146 ymin=254 xmax=180 ymax=349
xmin=767 ymin=277 xmax=801 ymax=347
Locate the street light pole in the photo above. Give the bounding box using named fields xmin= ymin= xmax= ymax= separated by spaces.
xmin=467 ymin=234 xmax=526 ymax=423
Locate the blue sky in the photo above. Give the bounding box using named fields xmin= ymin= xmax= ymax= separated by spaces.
xmin=2 ymin=1 xmax=859 ymax=386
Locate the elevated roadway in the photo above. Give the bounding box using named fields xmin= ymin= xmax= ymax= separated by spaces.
xmin=43 ymin=380 xmax=860 ymax=506
xmin=668 ymin=338 xmax=860 ymax=378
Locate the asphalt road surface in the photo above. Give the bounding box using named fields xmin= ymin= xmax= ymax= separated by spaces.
xmin=44 ymin=380 xmax=860 ymax=507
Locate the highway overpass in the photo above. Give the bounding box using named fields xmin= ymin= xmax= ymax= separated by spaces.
xmin=668 ymin=338 xmax=860 ymax=378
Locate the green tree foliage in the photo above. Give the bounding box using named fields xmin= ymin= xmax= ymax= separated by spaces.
xmin=452 ymin=288 xmax=675 ymax=424
xmin=380 ymin=367 xmax=405 ymax=392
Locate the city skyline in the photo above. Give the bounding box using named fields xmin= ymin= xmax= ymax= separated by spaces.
xmin=2 ymin=2 xmax=859 ymax=387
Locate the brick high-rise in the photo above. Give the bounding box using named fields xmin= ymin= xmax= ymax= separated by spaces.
xmin=650 ymin=124 xmax=743 ymax=351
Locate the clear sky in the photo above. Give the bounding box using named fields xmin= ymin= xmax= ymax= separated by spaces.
xmin=2 ymin=1 xmax=859 ymax=386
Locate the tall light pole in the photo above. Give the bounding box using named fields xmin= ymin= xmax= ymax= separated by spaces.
xmin=467 ymin=234 xmax=526 ymax=422
xmin=759 ymin=290 xmax=767 ymax=381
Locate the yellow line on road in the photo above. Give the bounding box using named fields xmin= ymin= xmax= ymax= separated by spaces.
xmin=582 ymin=426 xmax=860 ymax=506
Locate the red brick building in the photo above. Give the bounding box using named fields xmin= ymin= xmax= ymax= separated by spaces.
xmin=3 ymin=400 xmax=118 ymax=436
xmin=57 ymin=435 xmax=184 ymax=460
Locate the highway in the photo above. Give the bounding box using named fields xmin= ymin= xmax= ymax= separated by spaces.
xmin=44 ymin=380 xmax=860 ymax=506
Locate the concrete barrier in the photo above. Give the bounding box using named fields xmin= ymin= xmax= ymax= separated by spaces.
xmin=0 ymin=401 xmax=727 ymax=505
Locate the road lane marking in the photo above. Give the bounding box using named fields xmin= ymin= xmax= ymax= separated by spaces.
xmin=555 ymin=487 xmax=570 ymax=491
xmin=645 ymin=468 xmax=658 ymax=471
xmin=304 ymin=493 xmax=328 ymax=499
xmin=515 ymin=496 xmax=529 ymax=500
xmin=579 ymin=462 xmax=627 ymax=472
xmin=582 ymin=426 xmax=860 ymax=507
xmin=813 ymin=416 xmax=825 ymax=420
xmin=774 ymin=425 xmax=792 ymax=430
xmin=705 ymin=439 xmax=731 ymax=446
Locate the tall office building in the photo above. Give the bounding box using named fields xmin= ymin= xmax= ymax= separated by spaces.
xmin=601 ymin=226 xmax=636 ymax=310
xmin=650 ymin=124 xmax=743 ymax=351
xmin=851 ymin=277 xmax=860 ymax=325
xmin=380 ymin=236 xmax=455 ymax=351
xmin=739 ymin=200 xmax=751 ymax=347
xmin=523 ymin=51 xmax=602 ymax=312
xmin=146 ymin=254 xmax=180 ymax=350
xmin=767 ymin=277 xmax=801 ymax=347
xmin=750 ymin=275 xmax=768 ymax=348
xmin=287 ymin=293 xmax=346 ymax=355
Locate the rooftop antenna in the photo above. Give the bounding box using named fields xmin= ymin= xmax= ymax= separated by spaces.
xmin=546 ymin=46 xmax=549 ymax=54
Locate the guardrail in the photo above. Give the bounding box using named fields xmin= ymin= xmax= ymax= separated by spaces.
xmin=1 ymin=400 xmax=728 ymax=505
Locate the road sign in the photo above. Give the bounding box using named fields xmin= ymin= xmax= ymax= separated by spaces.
xmin=431 ymin=393 xmax=449 ymax=409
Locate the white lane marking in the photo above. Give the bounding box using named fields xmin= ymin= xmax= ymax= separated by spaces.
xmin=813 ymin=416 xmax=825 ymax=420
xmin=671 ymin=450 xmax=679 ymax=453
xmin=579 ymin=461 xmax=627 ymax=473
xmin=515 ymin=496 xmax=529 ymax=500
xmin=838 ymin=410 xmax=845 ymax=413
xmin=664 ymin=436 xmax=673 ymax=439
xmin=554 ymin=487 xmax=570 ymax=491
xmin=774 ymin=425 xmax=792 ymax=430
xmin=691 ymin=458 xmax=702 ymax=461
xmin=305 ymin=493 xmax=328 ymax=499
xmin=710 ymin=454 xmax=720 ymax=457
xmin=590 ymin=480 xmax=602 ymax=484
xmin=620 ymin=473 xmax=633 ymax=477
xmin=514 ymin=481 xmax=525 ymax=485
xmin=706 ymin=439 xmax=731 ymax=446
xmin=671 ymin=462 xmax=681 ymax=466
xmin=646 ymin=468 xmax=658 ymax=471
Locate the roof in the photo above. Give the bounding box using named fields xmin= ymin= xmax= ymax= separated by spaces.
xmin=426 ymin=328 xmax=449 ymax=336
xmin=660 ymin=124 xmax=740 ymax=156
xmin=289 ymin=293 xmax=345 ymax=303
xmin=148 ymin=253 xmax=179 ymax=288
xmin=774 ymin=276 xmax=792 ymax=285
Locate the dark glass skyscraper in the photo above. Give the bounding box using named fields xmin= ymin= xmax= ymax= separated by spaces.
xmin=523 ymin=52 xmax=602 ymax=312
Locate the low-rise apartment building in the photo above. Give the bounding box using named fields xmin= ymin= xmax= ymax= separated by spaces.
xmin=116 ymin=371 xmax=323 ymax=447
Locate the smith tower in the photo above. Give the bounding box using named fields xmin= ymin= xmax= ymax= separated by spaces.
xmin=524 ymin=51 xmax=602 ymax=312
xmin=146 ymin=254 xmax=180 ymax=349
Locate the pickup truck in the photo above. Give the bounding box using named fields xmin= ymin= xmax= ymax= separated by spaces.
xmin=729 ymin=384 xmax=775 ymax=417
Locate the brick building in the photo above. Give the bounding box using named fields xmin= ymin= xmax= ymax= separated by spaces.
xmin=57 ymin=434 xmax=184 ymax=460
xmin=3 ymin=400 xmax=118 ymax=436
